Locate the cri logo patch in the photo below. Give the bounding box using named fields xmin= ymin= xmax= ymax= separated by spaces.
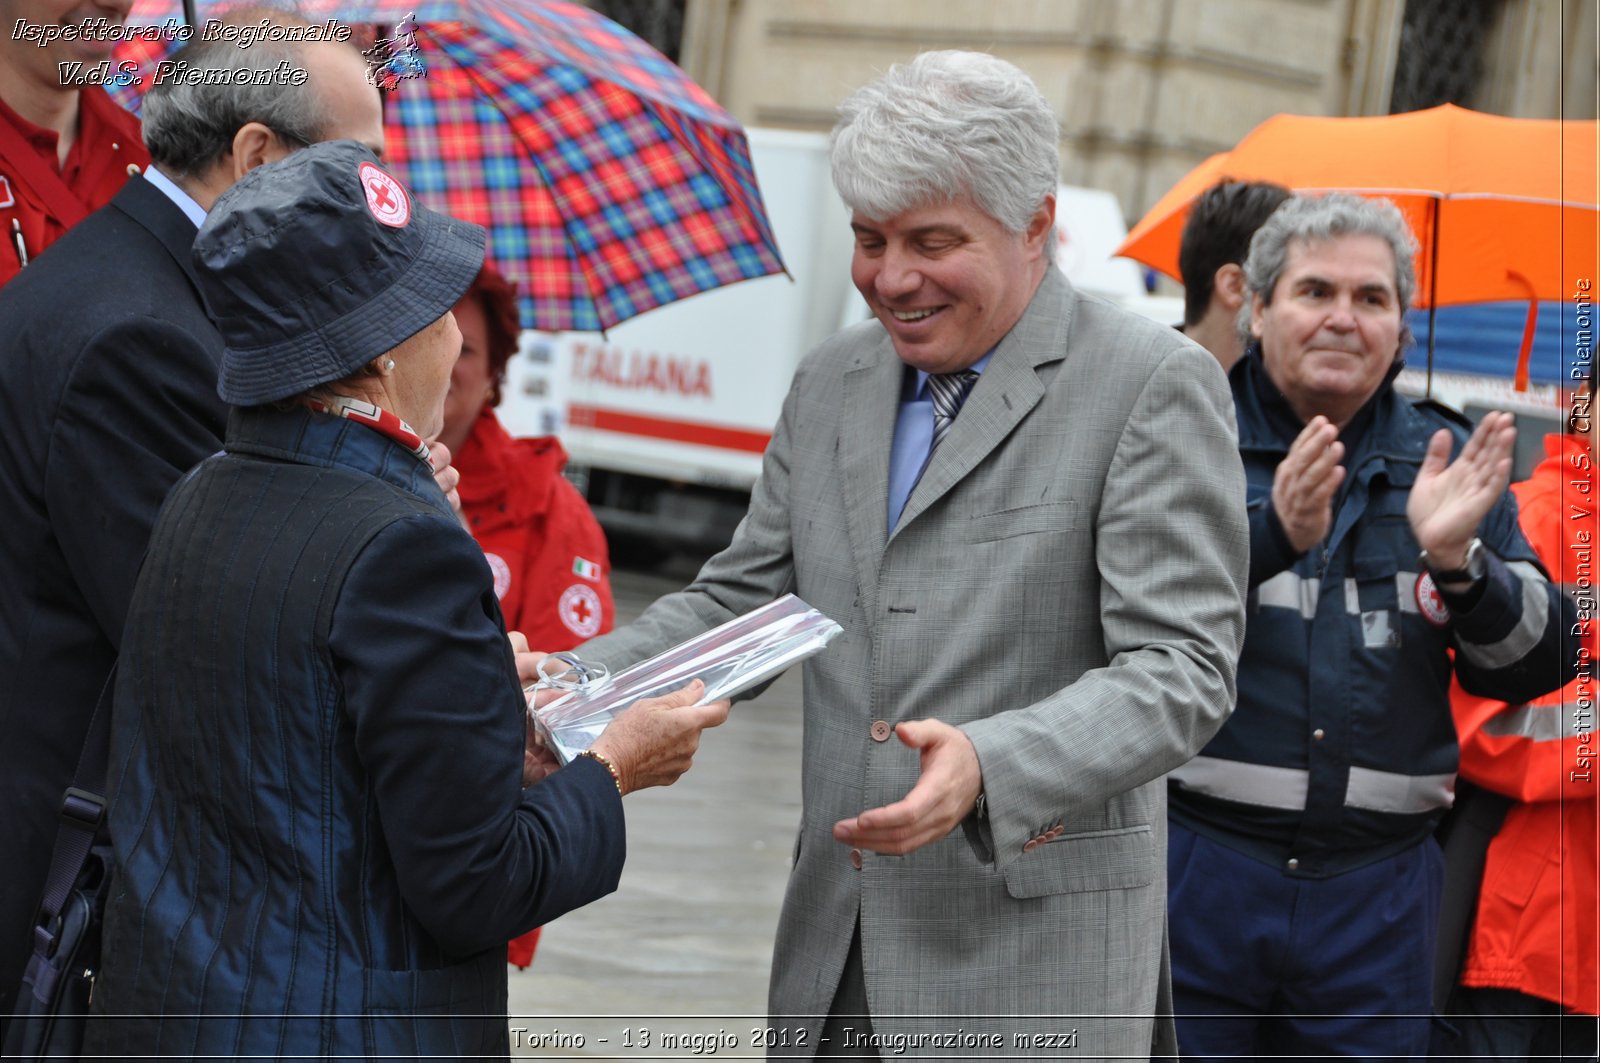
xmin=1415 ymin=572 xmax=1451 ymax=627
xmin=559 ymin=584 xmax=603 ymax=638
xmin=359 ymin=162 xmax=410 ymax=228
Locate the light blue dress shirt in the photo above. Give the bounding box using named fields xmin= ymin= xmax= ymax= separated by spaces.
xmin=141 ymin=165 xmax=207 ymax=229
xmin=886 ymin=350 xmax=993 ymax=531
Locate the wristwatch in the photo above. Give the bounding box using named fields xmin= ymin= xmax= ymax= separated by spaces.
xmin=1420 ymin=537 xmax=1487 ymax=586
xmin=973 ymin=790 xmax=988 ymax=820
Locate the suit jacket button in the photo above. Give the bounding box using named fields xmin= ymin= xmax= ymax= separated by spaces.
xmin=869 ymin=720 xmax=891 ymax=742
xmin=1022 ymin=838 xmax=1039 ymax=852
xmin=850 ymin=847 xmax=863 ymax=869
xmin=1045 ymin=825 xmax=1063 ymax=839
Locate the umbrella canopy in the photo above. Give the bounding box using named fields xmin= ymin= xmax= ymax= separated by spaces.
xmin=1117 ymin=104 xmax=1597 ymax=310
xmin=116 ymin=0 xmax=785 ymax=332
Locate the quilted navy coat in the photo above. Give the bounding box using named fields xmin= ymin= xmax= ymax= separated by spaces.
xmin=84 ymin=406 xmax=625 ymax=1059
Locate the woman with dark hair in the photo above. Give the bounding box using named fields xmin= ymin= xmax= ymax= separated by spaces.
xmin=84 ymin=140 xmax=728 ymax=1059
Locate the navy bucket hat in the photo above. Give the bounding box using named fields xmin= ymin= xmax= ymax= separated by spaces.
xmin=195 ymin=139 xmax=486 ymax=406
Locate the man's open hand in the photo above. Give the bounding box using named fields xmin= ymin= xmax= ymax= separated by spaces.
xmin=832 ymin=720 xmax=982 ymax=855
xmin=1408 ymin=411 xmax=1515 ymax=569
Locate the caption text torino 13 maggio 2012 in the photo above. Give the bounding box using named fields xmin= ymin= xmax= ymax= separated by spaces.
xmin=508 ymin=1023 xmax=1082 ymax=1056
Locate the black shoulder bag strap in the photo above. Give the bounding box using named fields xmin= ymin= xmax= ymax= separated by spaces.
xmin=27 ymin=670 xmax=113 ymax=979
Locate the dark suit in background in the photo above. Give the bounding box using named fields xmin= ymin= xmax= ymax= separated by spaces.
xmin=0 ymin=175 xmax=224 ymax=1014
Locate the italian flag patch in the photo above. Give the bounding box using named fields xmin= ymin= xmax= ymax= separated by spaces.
xmin=572 ymin=557 xmax=602 ymax=582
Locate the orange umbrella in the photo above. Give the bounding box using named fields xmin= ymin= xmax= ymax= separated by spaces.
xmin=1117 ymin=104 xmax=1597 ymax=311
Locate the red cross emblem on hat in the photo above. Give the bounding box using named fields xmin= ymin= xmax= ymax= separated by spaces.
xmin=359 ymin=162 xmax=410 ymax=228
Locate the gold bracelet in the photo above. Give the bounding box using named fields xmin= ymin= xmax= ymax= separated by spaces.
xmin=578 ymin=749 xmax=623 ymax=794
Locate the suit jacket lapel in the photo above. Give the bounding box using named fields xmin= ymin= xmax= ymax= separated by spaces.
xmin=839 ymin=335 xmax=901 ymax=606
xmin=892 ymin=267 xmax=1072 ymax=536
xmin=110 ymin=174 xmax=203 ymax=295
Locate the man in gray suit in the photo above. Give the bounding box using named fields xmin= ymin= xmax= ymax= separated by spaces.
xmin=573 ymin=50 xmax=1248 ymax=1059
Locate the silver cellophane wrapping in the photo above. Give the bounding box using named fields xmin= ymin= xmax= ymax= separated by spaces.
xmin=533 ymin=594 xmax=842 ymax=764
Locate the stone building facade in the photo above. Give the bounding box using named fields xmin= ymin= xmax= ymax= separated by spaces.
xmin=673 ymin=0 xmax=1596 ymax=225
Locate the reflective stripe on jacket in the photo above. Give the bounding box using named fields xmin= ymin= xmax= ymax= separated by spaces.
xmin=1170 ymin=352 xmax=1576 ymax=877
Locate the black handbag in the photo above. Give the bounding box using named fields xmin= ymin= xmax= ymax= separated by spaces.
xmin=3 ymin=674 xmax=113 ymax=1062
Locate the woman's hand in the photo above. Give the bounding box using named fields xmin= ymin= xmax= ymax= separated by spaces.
xmin=426 ymin=439 xmax=461 ymax=514
xmin=507 ymin=631 xmax=561 ymax=692
xmin=523 ymin=715 xmax=560 ymax=787
xmin=589 ymin=679 xmax=731 ymax=795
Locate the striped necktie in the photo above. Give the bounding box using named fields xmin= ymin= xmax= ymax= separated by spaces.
xmin=927 ymin=370 xmax=979 ymax=452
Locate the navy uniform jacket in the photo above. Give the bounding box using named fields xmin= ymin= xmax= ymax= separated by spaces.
xmin=83 ymin=407 xmax=625 ymax=1060
xmin=1169 ymin=350 xmax=1577 ymax=877
xmin=0 ymin=176 xmax=226 ymax=1015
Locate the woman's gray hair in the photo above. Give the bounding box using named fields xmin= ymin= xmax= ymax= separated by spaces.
xmin=830 ymin=51 xmax=1060 ymax=254
xmin=1244 ymin=193 xmax=1419 ymax=310
xmin=142 ymin=9 xmax=332 ymax=179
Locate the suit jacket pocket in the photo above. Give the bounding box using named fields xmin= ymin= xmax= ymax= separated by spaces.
xmin=964 ymin=500 xmax=1078 ymax=543
xmin=363 ymin=953 xmax=505 ymax=1060
xmin=1001 ymin=824 xmax=1153 ymax=899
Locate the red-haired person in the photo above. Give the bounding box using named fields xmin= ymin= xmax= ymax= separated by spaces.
xmin=440 ymin=263 xmax=615 ymax=969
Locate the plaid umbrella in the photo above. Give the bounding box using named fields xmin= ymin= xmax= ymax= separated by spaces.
xmin=115 ymin=0 xmax=786 ymax=332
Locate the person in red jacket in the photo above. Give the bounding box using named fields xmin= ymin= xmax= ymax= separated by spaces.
xmin=1445 ymin=372 xmax=1598 ymax=1060
xmin=0 ymin=0 xmax=150 ymax=286
xmin=440 ymin=261 xmax=616 ymax=969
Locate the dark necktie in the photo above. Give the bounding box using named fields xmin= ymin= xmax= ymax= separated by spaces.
xmin=927 ymin=370 xmax=979 ymax=453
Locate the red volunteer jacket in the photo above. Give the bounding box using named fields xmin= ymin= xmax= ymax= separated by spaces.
xmin=457 ymin=408 xmax=614 ymax=647
xmin=1451 ymin=433 xmax=1597 ymax=1015
xmin=0 ymin=87 xmax=148 ymax=288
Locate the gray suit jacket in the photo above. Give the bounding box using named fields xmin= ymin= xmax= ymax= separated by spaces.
xmin=580 ymin=267 xmax=1248 ymax=1059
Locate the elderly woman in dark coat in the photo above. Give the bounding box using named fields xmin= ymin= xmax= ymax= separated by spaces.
xmin=84 ymin=140 xmax=728 ymax=1059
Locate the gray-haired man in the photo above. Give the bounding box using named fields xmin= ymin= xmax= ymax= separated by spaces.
xmin=570 ymin=50 xmax=1248 ymax=1058
xmin=1165 ymin=192 xmax=1577 ymax=1058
